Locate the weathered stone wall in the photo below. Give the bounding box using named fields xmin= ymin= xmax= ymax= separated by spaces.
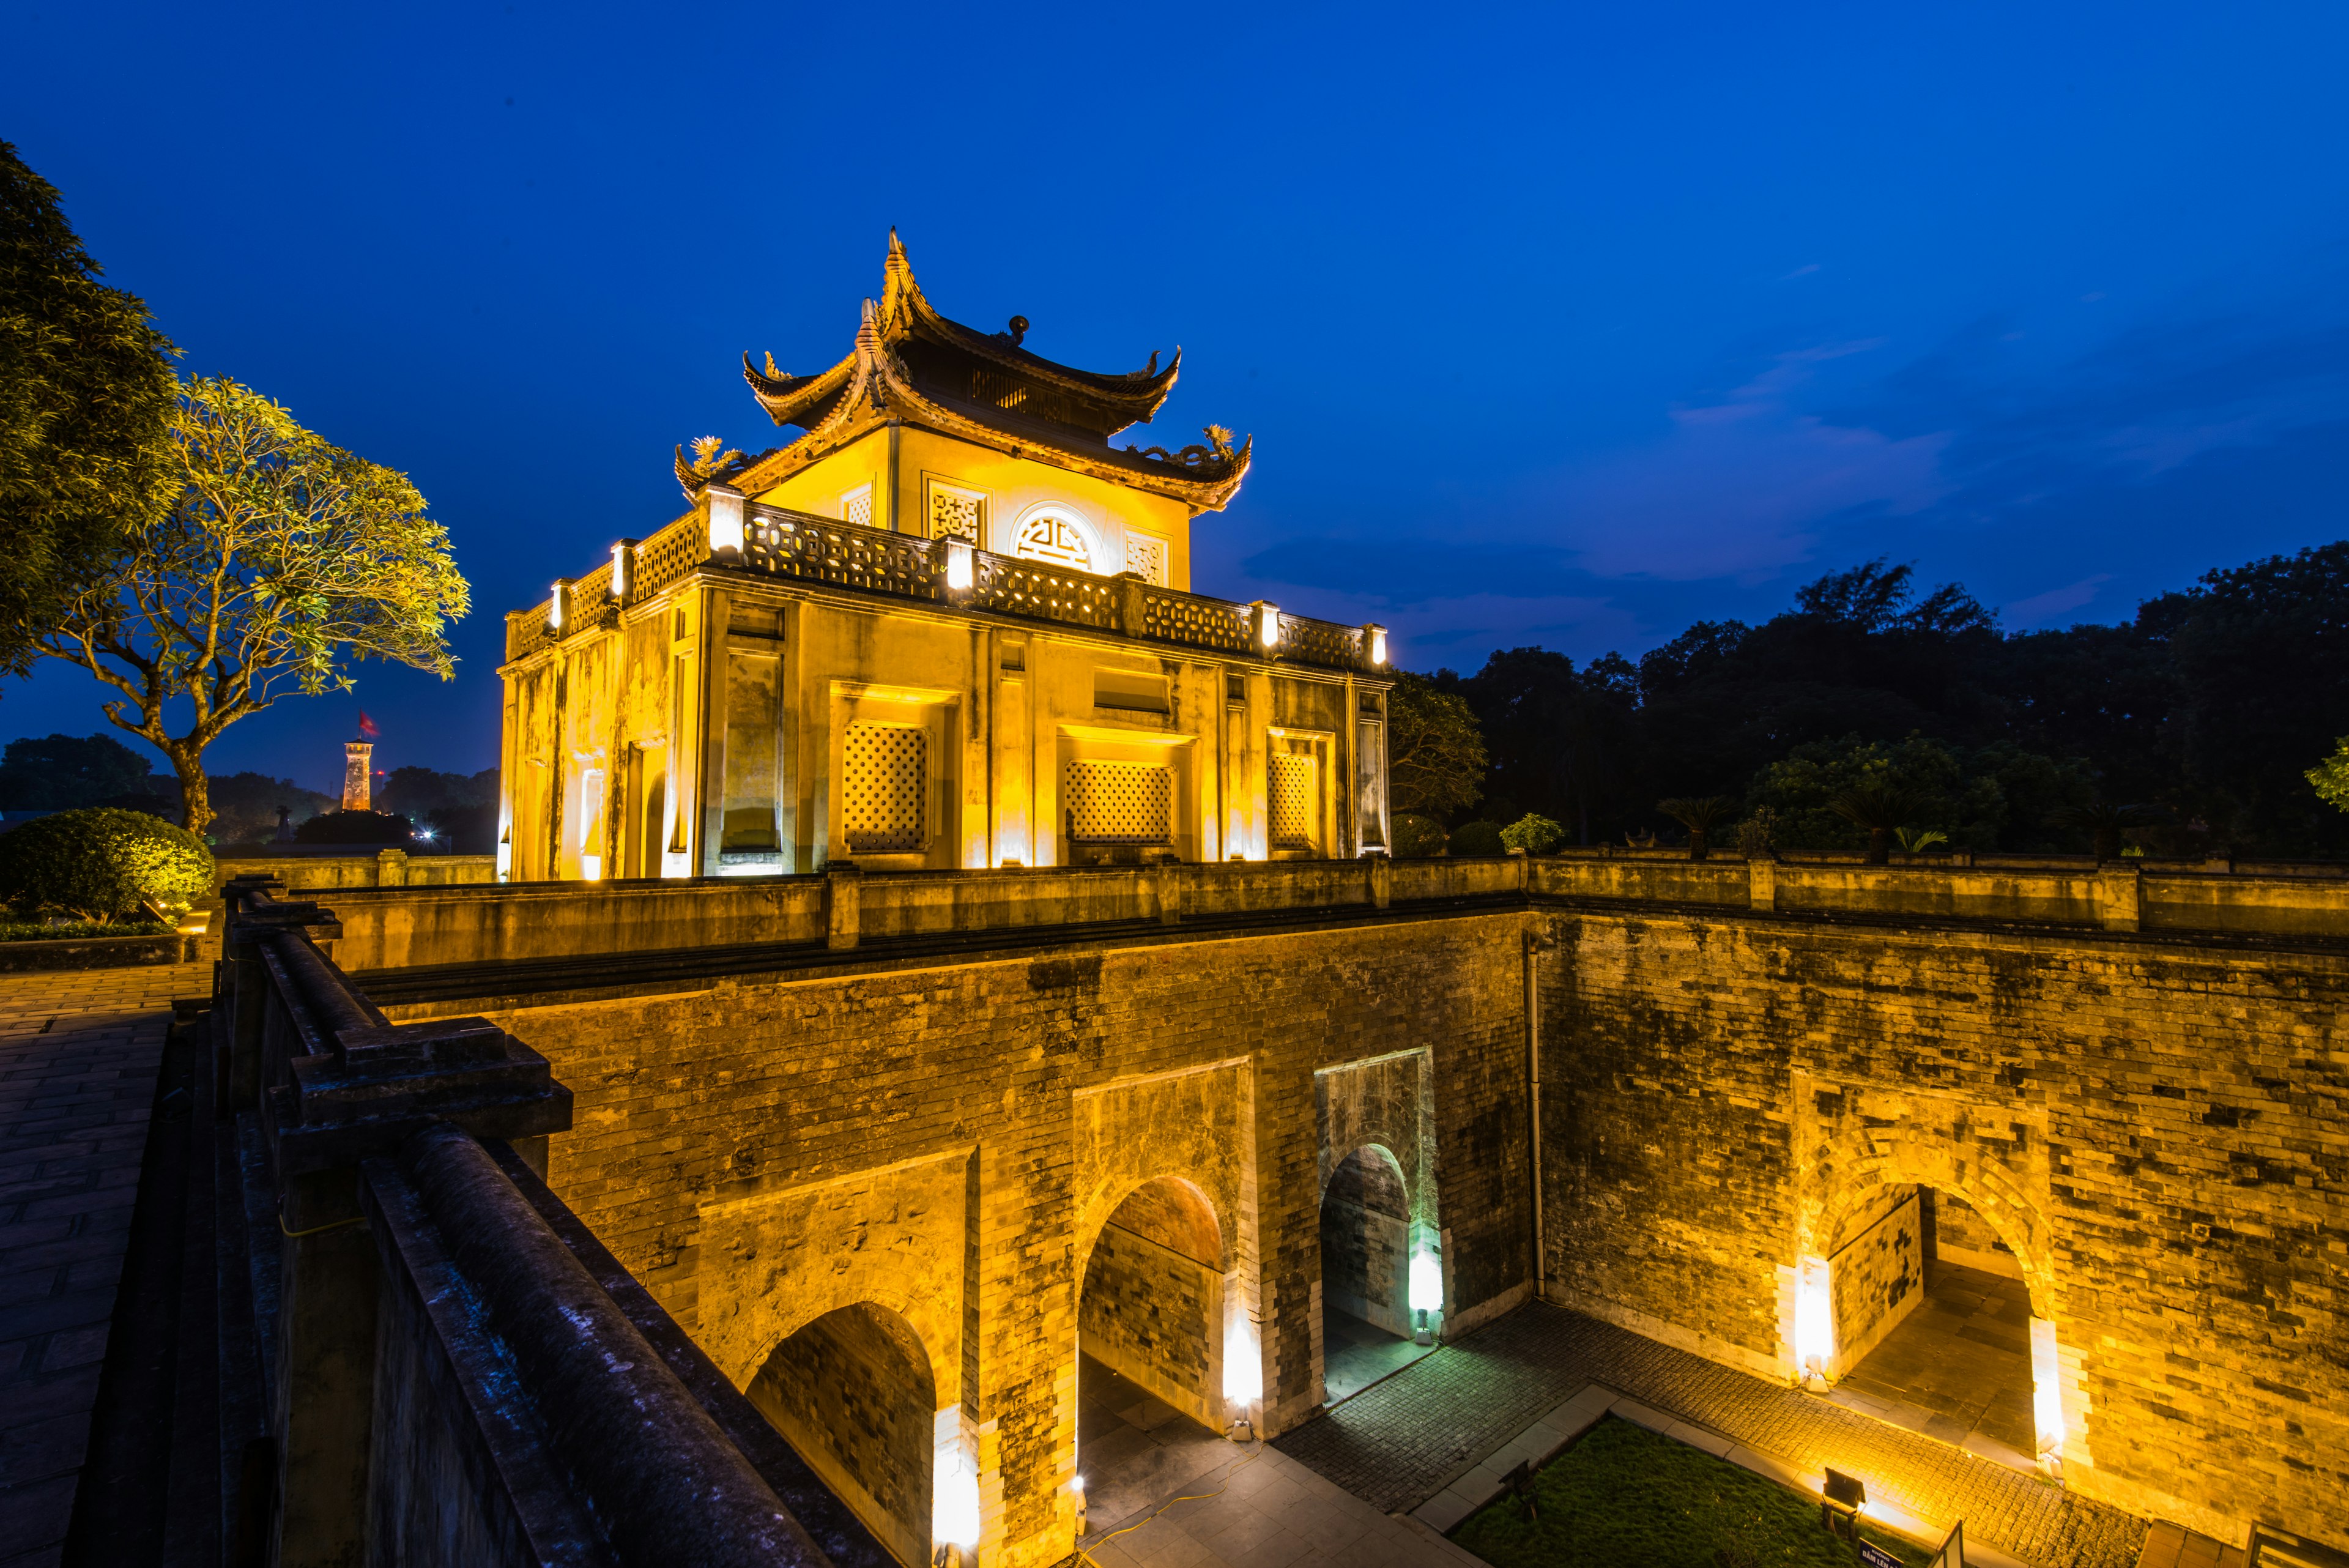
xmin=1935 ymin=1189 xmax=2024 ymax=1279
xmin=1319 ymin=1150 xmax=1409 ymax=1336
xmin=1078 ymin=1221 xmax=1217 ymax=1424
xmin=403 ymin=910 xmax=1532 ymax=1568
xmin=746 ymin=1303 xmax=934 ymax=1568
xmin=1542 ymin=907 xmax=2349 ymax=1551
xmin=1828 ymin=1186 xmax=1920 ymax=1377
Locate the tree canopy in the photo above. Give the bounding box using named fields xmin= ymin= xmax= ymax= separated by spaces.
xmin=0 ymin=141 xmax=179 ymax=677
xmin=0 ymin=731 xmax=157 ymax=809
xmin=33 ymin=376 xmax=469 ymax=837
xmin=1416 ymin=541 xmax=2349 ymax=859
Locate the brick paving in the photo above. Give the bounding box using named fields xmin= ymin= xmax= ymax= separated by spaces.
xmin=1273 ymin=1301 xmax=2148 ymax=1568
xmin=0 ymin=963 xmax=207 ymax=1568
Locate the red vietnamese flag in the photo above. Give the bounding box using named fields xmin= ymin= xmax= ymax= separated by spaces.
xmin=358 ymin=710 xmax=380 ymax=738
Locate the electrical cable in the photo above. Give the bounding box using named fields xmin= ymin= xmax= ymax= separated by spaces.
xmin=1075 ymin=1438 xmax=1266 ymax=1568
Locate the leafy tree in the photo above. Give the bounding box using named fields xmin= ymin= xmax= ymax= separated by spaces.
xmin=2048 ymin=800 xmax=2167 ymax=861
xmin=1384 ymin=672 xmax=1486 ymax=819
xmin=2142 ymin=543 xmax=2349 ymax=856
xmin=1 ymin=143 xmax=179 ymax=676
xmin=1390 ymin=813 xmax=1449 ymax=858
xmin=206 ymin=770 xmax=337 ymax=845
xmin=1657 ymin=796 xmax=1736 ymax=860
xmin=0 ymin=806 xmax=211 ymax=921
xmin=1500 ymin=813 xmax=1565 ymax=855
xmin=33 ymin=377 xmax=468 ymax=838
xmin=1750 ymin=735 xmax=1982 ymax=856
xmin=2309 ymin=737 xmax=2349 ymax=815
xmin=0 ymin=731 xmax=156 ymax=809
xmin=1459 ymin=647 xmax=1638 ymax=844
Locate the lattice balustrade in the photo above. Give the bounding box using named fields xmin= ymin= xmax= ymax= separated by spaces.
xmin=1064 ymin=760 xmax=1173 ymax=845
xmin=1139 ymin=590 xmax=1253 ymax=653
xmin=744 ymin=513 xmax=941 ymax=601
xmin=842 ymin=723 xmax=926 ymax=853
xmin=632 ymin=518 xmax=708 ymax=597
xmin=1271 ymin=752 xmax=1319 ymax=850
xmin=1276 ymin=614 xmax=1365 ymax=671
xmin=972 ymin=557 xmax=1121 ymax=630
xmin=506 ymin=609 xmax=556 ymax=661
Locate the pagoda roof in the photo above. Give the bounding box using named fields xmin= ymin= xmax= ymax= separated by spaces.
xmin=705 ymin=233 xmax=1249 ymax=514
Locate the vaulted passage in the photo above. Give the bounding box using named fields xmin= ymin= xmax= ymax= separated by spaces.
xmin=1075 ymin=1178 xmax=1230 ymax=1529
xmin=744 ymin=1303 xmax=936 ymax=1568
xmin=1318 ymin=1144 xmax=1431 ymax=1401
xmin=1828 ymin=1186 xmax=2039 ymax=1467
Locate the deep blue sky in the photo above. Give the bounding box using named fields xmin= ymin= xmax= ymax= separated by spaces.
xmin=8 ymin=1 xmax=2347 ymax=794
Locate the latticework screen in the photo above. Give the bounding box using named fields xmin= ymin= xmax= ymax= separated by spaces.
xmin=1065 ymin=760 xmax=1172 ymax=844
xmin=929 ymin=485 xmax=982 ymax=542
xmin=1271 ymin=752 xmax=1318 ymax=850
xmin=842 ymin=486 xmax=875 ymax=529
xmin=1123 ymin=532 xmax=1168 ymax=585
xmin=844 ymin=723 xmax=926 ymax=853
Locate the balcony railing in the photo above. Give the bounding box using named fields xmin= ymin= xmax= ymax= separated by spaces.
xmin=507 ymin=507 xmax=1381 ymax=672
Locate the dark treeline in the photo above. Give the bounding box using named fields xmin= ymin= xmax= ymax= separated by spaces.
xmin=1422 ymin=541 xmax=2349 ymax=860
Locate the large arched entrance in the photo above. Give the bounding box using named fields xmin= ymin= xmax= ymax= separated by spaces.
xmin=1074 ymin=1176 xmax=1232 ymax=1529
xmin=1318 ymin=1143 xmax=1433 ymax=1400
xmin=1819 ymin=1183 xmax=2041 ymax=1468
xmin=744 ymin=1302 xmax=938 ymax=1568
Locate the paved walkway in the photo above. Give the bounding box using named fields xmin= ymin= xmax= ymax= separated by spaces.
xmin=1274 ymin=1300 xmax=2148 ymax=1568
xmin=0 ymin=963 xmax=207 ymax=1567
xmin=1836 ymin=1260 xmax=2036 ymax=1466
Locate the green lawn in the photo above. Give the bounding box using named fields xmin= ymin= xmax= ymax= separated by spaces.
xmin=1453 ymin=1416 xmax=1932 ymax=1568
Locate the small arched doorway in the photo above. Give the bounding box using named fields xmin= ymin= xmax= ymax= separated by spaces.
xmin=1824 ymin=1184 xmax=2039 ymax=1466
xmin=1075 ymin=1176 xmax=1231 ymax=1529
xmin=1318 ymin=1144 xmax=1432 ymax=1400
xmin=745 ymin=1302 xmax=937 ymax=1568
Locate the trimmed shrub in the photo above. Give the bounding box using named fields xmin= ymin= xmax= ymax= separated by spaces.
xmin=295 ymin=809 xmax=414 ymax=845
xmin=1390 ymin=812 xmax=1449 ymax=858
xmin=1501 ymin=813 xmax=1566 ymax=856
xmin=1449 ymin=820 xmax=1506 ymax=857
xmin=0 ymin=808 xmax=213 ymax=923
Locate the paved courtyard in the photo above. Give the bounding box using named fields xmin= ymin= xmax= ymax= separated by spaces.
xmin=0 ymin=962 xmax=206 ymax=1568
xmin=1836 ymin=1260 xmax=2038 ymax=1465
xmin=1321 ymin=1306 xmax=1432 ymax=1404
xmin=1273 ymin=1299 xmax=2148 ymax=1568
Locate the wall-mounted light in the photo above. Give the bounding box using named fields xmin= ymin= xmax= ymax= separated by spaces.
xmin=610 ymin=538 xmax=640 ymax=601
xmin=1365 ymin=623 xmax=1389 ymax=667
xmin=1071 ymin=1474 xmax=1087 ymax=1537
xmin=548 ymin=579 xmax=571 ymax=634
xmin=1253 ymin=601 xmax=1280 ymax=652
xmin=1223 ymin=1315 xmax=1262 ymax=1438
xmin=1796 ymin=1254 xmax=1835 ymax=1384
xmin=1409 ymin=1251 xmax=1443 ymax=1345
xmin=707 ymin=483 xmax=746 ymax=557
xmin=932 ymin=1448 xmax=981 ymax=1558
xmin=946 ymin=537 xmax=974 ymax=592
xmin=2030 ymin=1317 xmax=2065 ymax=1473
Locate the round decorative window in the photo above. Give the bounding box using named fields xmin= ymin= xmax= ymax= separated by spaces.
xmin=1012 ymin=510 xmax=1096 ymax=573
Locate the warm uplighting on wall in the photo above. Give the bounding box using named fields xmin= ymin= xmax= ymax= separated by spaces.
xmin=1366 ymin=623 xmax=1389 ymax=666
xmin=932 ymin=1448 xmax=981 ymax=1554
xmin=944 ymin=537 xmax=974 ymax=592
xmin=548 ymin=579 xmax=569 ymax=633
xmin=609 ymin=540 xmax=629 ymax=598
xmin=1221 ymin=1316 xmax=1259 ymax=1419
xmin=1796 ymin=1254 xmax=1835 ymax=1382
xmin=707 ymin=483 xmax=746 ymax=556
xmin=2030 ymin=1317 xmax=2066 ymax=1472
xmin=579 ymin=854 xmax=603 ymax=881
xmin=1253 ymin=601 xmax=1280 ymax=652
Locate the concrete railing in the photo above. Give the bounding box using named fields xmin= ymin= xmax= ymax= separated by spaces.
xmin=210 ymin=848 xmax=497 ymax=896
xmin=210 ymin=877 xmax=877 ymax=1567
xmin=316 ymin=851 xmax=2349 ymax=976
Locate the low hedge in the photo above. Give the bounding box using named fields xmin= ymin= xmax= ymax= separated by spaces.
xmin=0 ymin=808 xmax=213 ymax=923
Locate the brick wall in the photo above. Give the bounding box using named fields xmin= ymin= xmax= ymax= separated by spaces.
xmin=1078 ymin=1220 xmax=1217 ymax=1425
xmin=1542 ymin=908 xmax=2349 ymax=1550
xmin=1319 ymin=1150 xmax=1409 ymax=1336
xmin=427 ymin=910 xmax=1531 ymax=1568
xmin=1829 ymin=1187 xmax=1921 ymax=1376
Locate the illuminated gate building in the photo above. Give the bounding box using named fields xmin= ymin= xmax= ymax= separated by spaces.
xmin=497 ymin=234 xmax=1392 ymax=882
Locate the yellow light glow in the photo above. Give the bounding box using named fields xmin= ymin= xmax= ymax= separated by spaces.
xmin=2030 ymin=1317 xmax=2065 ymax=1457
xmin=946 ymin=538 xmax=974 ymax=591
xmin=1258 ymin=603 xmax=1280 ymax=650
xmin=1368 ymin=625 xmax=1388 ymax=666
xmin=932 ymin=1450 xmax=981 ymax=1548
xmin=609 ymin=542 xmax=628 ymax=598
xmin=1222 ymin=1317 xmax=1261 ymax=1405
xmin=707 ymin=486 xmax=746 ymax=555
xmin=1796 ymin=1254 xmax=1835 ymax=1376
xmin=579 ymin=854 xmax=602 ymax=881
xmin=548 ymin=581 xmax=565 ymax=631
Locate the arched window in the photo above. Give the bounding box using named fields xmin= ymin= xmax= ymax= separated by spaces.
xmin=1012 ymin=509 xmax=1097 ymax=573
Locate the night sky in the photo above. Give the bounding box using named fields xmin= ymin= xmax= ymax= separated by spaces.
xmin=8 ymin=1 xmax=2347 ymax=793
